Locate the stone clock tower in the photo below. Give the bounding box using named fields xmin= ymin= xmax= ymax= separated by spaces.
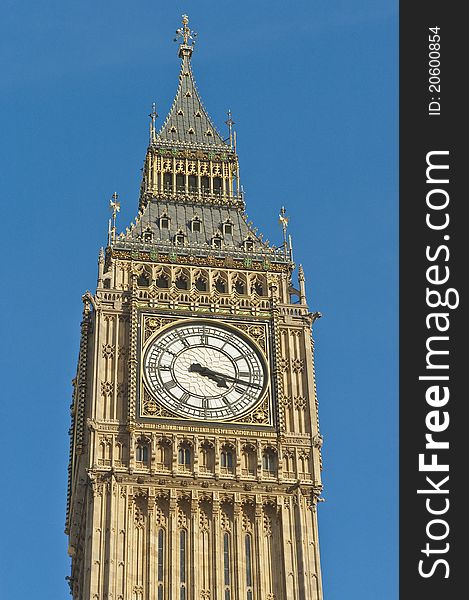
xmin=66 ymin=16 xmax=324 ymax=600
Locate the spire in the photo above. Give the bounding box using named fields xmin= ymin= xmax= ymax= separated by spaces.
xmin=123 ymin=17 xmax=292 ymax=267
xmin=158 ymin=15 xmax=226 ymax=148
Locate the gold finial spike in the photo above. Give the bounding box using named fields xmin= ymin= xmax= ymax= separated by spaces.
xmin=181 ymin=15 xmax=190 ymax=45
xmin=279 ymin=206 xmax=290 ymax=258
xmin=109 ymin=192 xmax=121 ymax=245
xmin=174 ymin=15 xmax=197 ymax=57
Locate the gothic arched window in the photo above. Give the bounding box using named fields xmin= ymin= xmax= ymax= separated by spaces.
xmin=188 ymin=174 xmax=197 ymax=192
xmin=223 ymin=220 xmax=233 ymax=235
xmin=159 ymin=213 xmax=170 ymax=229
xmin=143 ymin=228 xmax=153 ymax=243
xmin=136 ymin=442 xmax=149 ymax=465
xmin=201 ymin=175 xmax=210 ymax=194
xmin=213 ymin=176 xmax=222 ymax=195
xmin=174 ymin=231 xmax=185 ymax=246
xmin=156 ymin=274 xmax=169 ymax=288
xmin=137 ymin=270 xmax=151 ymax=287
xmin=242 ymin=445 xmax=256 ymax=477
xmin=178 ymin=445 xmax=191 ymax=470
xmin=262 ymin=448 xmax=277 ymax=477
xmin=195 ymin=277 xmax=207 ymax=292
xmin=221 ymin=447 xmax=234 ymax=473
xmin=244 ymin=238 xmax=254 ymax=252
xmin=163 ymin=173 xmax=173 ymax=192
xmin=191 ymin=215 xmax=201 ymax=232
xmin=212 ymin=235 xmax=223 ymax=250
xmin=176 ymin=174 xmax=185 ymax=192
xmin=199 ymin=442 xmax=214 ymax=474
xmin=251 ymin=276 xmax=266 ymax=297
xmin=233 ymin=278 xmax=245 ymax=295
xmin=175 ymin=275 xmax=188 ymax=290
xmin=156 ymin=440 xmax=171 ymax=471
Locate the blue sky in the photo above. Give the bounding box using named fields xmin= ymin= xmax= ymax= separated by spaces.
xmin=0 ymin=2 xmax=397 ymax=598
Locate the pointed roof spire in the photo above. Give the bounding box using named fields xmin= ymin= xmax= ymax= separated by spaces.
xmin=158 ymin=15 xmax=227 ymax=149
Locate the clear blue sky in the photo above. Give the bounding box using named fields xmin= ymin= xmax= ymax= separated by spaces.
xmin=0 ymin=2 xmax=397 ymax=598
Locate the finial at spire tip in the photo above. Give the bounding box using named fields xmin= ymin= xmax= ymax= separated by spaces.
xmin=174 ymin=14 xmax=198 ymax=58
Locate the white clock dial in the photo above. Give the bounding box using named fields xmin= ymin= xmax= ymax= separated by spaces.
xmin=143 ymin=321 xmax=267 ymax=421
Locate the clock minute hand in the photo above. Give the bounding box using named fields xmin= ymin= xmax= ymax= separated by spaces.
xmin=219 ymin=373 xmax=263 ymax=389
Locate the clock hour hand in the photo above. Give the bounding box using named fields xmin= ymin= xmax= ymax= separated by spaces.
xmin=188 ymin=363 xmax=229 ymax=388
xmin=189 ymin=363 xmax=262 ymax=390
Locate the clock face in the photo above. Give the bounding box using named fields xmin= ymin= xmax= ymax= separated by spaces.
xmin=143 ymin=321 xmax=267 ymax=421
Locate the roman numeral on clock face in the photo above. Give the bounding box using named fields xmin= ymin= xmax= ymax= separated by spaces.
xmin=163 ymin=380 xmax=177 ymax=390
xmin=222 ymin=397 xmax=235 ymax=414
xmin=177 ymin=333 xmax=190 ymax=347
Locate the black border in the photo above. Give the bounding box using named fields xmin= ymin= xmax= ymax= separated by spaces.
xmin=400 ymin=4 xmax=465 ymax=596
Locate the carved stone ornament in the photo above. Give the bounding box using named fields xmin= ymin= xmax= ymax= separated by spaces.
xmin=313 ymin=433 xmax=324 ymax=448
xmin=102 ymin=343 xmax=115 ymax=359
xmin=291 ymin=358 xmax=304 ymax=373
xmin=101 ymin=381 xmax=114 ymax=397
xmin=238 ymin=395 xmax=270 ymax=425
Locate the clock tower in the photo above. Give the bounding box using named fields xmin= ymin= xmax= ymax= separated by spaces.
xmin=66 ymin=16 xmax=324 ymax=600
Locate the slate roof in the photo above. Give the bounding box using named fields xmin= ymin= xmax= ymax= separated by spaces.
xmin=157 ymin=47 xmax=227 ymax=150
xmin=116 ymin=198 xmax=278 ymax=258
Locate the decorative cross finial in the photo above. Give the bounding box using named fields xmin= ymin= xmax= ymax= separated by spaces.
xmin=279 ymin=206 xmax=290 ymax=259
xmin=174 ymin=14 xmax=197 ymax=48
xmin=110 ymin=192 xmax=120 ymax=213
xmin=108 ymin=192 xmax=121 ymax=246
xmin=279 ymin=206 xmax=289 ymax=229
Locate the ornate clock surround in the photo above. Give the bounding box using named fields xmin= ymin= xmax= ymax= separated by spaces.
xmin=137 ymin=311 xmax=275 ymax=428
